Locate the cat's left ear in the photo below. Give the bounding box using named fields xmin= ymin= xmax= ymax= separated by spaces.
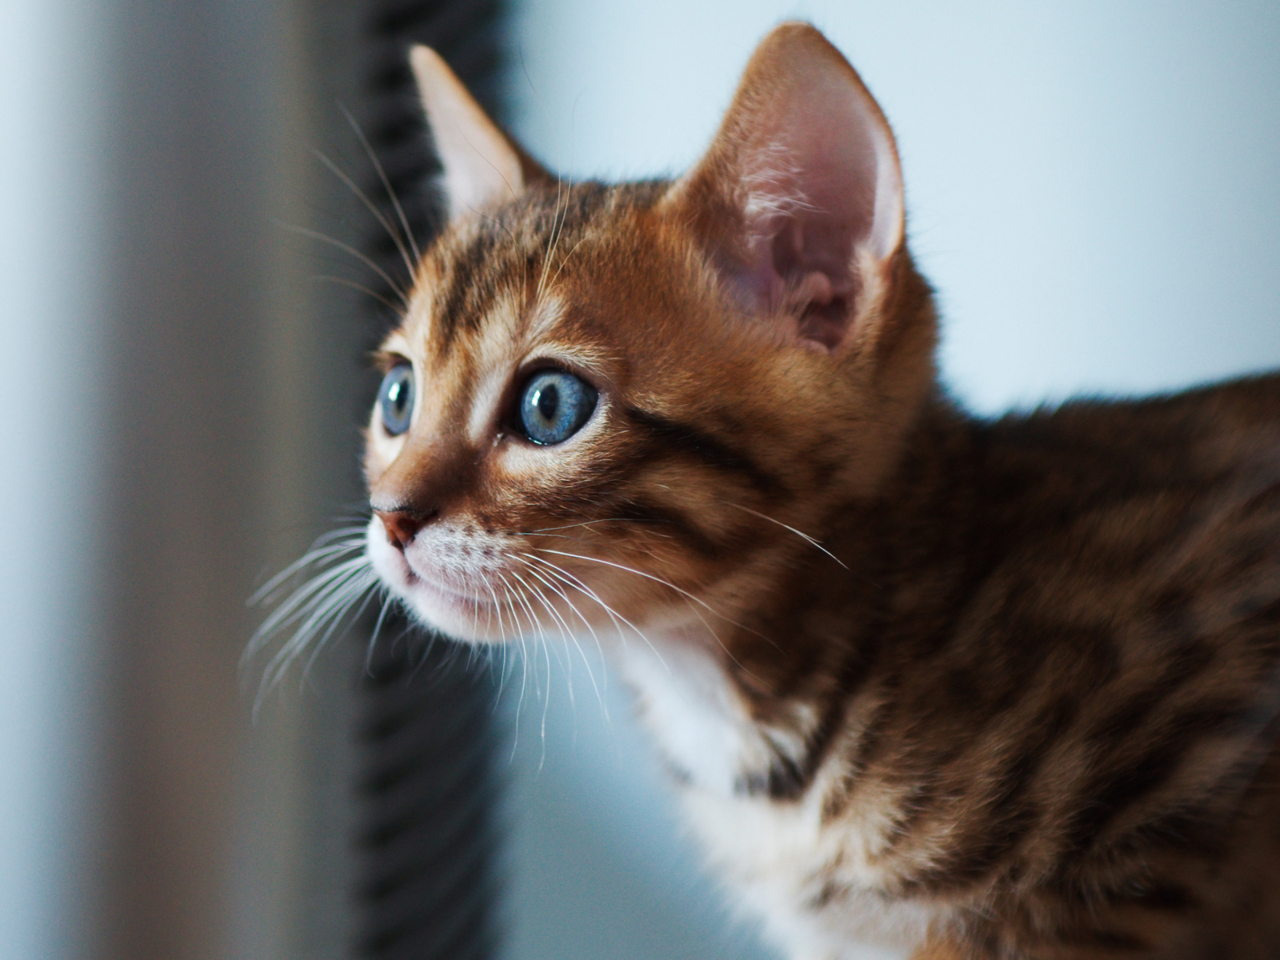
xmin=410 ymin=46 xmax=549 ymax=220
xmin=664 ymin=24 xmax=904 ymax=353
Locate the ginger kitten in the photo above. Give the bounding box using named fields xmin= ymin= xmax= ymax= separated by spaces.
xmin=327 ymin=23 xmax=1280 ymax=960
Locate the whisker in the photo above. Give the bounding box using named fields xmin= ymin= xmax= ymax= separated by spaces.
xmin=530 ymin=550 xmax=775 ymax=683
xmin=535 ymin=177 xmax=560 ymax=302
xmin=512 ymin=569 xmax=579 ymax=714
xmin=728 ymin=502 xmax=848 ymax=569
xmin=545 ymin=186 xmax=571 ymax=277
xmin=249 ymin=554 xmax=372 ymax=659
xmin=363 ymin=590 xmax=397 ymax=675
xmin=255 ymin=564 xmax=379 ymax=713
xmin=522 ymin=517 xmax=671 ymax=534
xmin=536 ymin=547 xmax=768 ymax=643
xmin=301 ymin=569 xmax=382 ymax=679
xmin=512 ymin=569 xmax=572 ymax=651
xmin=523 ymin=554 xmax=669 ymax=675
xmin=496 ymin=575 xmax=533 ymax=746
xmin=265 ymin=564 xmax=375 ymax=674
xmin=308 ymin=274 xmax=404 ymax=314
xmin=537 ymin=173 xmax=573 ymax=303
xmin=544 ymin=233 xmax=590 ymax=293
xmin=248 ymin=528 xmax=367 ymax=606
xmin=276 ymin=221 xmax=411 ymax=308
xmin=338 ymin=103 xmax=422 ymax=265
xmin=502 ymin=570 xmax=553 ymax=766
xmin=518 ymin=558 xmax=608 ymax=714
xmin=310 ymin=145 xmax=417 ymax=283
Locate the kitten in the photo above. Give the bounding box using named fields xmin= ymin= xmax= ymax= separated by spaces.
xmin=352 ymin=23 xmax=1280 ymax=960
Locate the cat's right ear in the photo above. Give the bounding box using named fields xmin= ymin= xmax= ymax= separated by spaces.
xmin=410 ymin=46 xmax=548 ymax=220
xmin=663 ymin=24 xmax=905 ymax=354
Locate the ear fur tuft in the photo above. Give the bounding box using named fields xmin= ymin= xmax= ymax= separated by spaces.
xmin=665 ymin=23 xmax=905 ymax=353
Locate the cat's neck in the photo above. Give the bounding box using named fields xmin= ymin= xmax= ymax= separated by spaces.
xmin=615 ymin=395 xmax=980 ymax=798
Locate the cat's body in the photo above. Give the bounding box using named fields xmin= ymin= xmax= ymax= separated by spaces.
xmin=347 ymin=26 xmax=1280 ymax=960
xmin=630 ymin=374 xmax=1280 ymax=959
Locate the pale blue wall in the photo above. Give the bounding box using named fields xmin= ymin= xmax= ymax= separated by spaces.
xmin=501 ymin=3 xmax=1280 ymax=959
xmin=0 ymin=2 xmax=111 ymax=957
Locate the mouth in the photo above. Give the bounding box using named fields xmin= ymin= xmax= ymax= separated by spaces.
xmin=367 ymin=532 xmax=514 ymax=639
xmin=403 ymin=565 xmax=498 ymax=616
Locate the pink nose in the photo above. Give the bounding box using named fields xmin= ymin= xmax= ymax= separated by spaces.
xmin=373 ymin=508 xmax=431 ymax=550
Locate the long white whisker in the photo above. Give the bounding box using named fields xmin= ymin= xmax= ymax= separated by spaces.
xmin=338 ymin=104 xmax=422 ymax=265
xmin=498 ymin=571 xmax=538 ymax=646
xmin=255 ymin=564 xmax=378 ymax=713
xmin=537 ymin=174 xmax=573 ymax=303
xmin=536 ymin=547 xmax=767 ymax=642
xmin=545 ymin=189 xmax=571 ymax=283
xmin=276 ymin=222 xmax=410 ymax=308
xmin=544 ymin=233 xmax=590 ymax=293
xmin=265 ymin=565 xmax=375 ymax=677
xmin=728 ymin=503 xmax=848 ymax=569
xmin=509 ymin=570 xmax=581 ymax=727
xmin=523 ymin=554 xmax=669 ymax=676
xmin=476 ymin=576 xmax=517 ymax=701
xmin=512 ymin=570 xmax=569 ymax=654
xmin=249 ymin=554 xmax=372 ymax=659
xmin=497 ymin=576 xmax=532 ymax=747
xmin=529 ymin=550 xmax=773 ymax=685
xmin=536 ymin=177 xmax=560 ymax=302
xmin=522 ymin=517 xmax=671 ymax=535
xmin=248 ymin=529 xmax=367 ymax=606
xmin=309 ymin=275 xmax=404 ymax=314
xmin=519 ymin=559 xmax=607 ymax=714
xmin=515 ymin=574 xmax=552 ymax=750
xmin=364 ymin=589 xmax=396 ymax=675
xmin=301 ymin=568 xmax=381 ymax=680
xmin=502 ymin=571 xmax=552 ymax=767
xmin=310 ymin=146 xmax=417 ymax=282
xmin=512 ymin=569 xmax=578 ymax=712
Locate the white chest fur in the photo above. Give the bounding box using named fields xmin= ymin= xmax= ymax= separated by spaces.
xmin=614 ymin=628 xmax=933 ymax=959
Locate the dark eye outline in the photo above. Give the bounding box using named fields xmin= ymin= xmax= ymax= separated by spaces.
xmin=514 ymin=367 xmax=599 ymax=446
xmin=377 ymin=361 xmax=415 ymax=436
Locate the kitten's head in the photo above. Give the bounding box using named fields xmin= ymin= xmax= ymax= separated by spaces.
xmin=364 ymin=24 xmax=936 ymax=647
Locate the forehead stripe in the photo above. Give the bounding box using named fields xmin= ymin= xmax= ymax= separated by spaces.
xmin=434 ymin=228 xmax=501 ymax=348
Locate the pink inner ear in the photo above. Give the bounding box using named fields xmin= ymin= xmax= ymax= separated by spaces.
xmin=719 ymin=65 xmax=903 ymax=351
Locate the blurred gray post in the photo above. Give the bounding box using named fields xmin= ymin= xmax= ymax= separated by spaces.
xmin=91 ymin=1 xmax=374 ymax=958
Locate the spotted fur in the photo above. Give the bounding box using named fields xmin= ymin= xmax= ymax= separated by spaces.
xmin=360 ymin=25 xmax=1280 ymax=960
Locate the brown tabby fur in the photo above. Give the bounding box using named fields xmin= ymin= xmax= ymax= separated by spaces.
xmin=360 ymin=24 xmax=1280 ymax=960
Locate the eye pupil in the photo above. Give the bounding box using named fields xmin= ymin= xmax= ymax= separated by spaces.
xmin=518 ymin=370 xmax=596 ymax=445
xmin=536 ymin=383 xmax=559 ymax=420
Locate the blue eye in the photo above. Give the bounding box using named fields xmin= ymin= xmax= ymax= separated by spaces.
xmin=378 ymin=362 xmax=414 ymax=436
xmin=518 ymin=370 xmax=597 ymax=445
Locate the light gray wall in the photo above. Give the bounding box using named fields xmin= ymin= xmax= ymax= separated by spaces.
xmin=501 ymin=3 xmax=1280 ymax=959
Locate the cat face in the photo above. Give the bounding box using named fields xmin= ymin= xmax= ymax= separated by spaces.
xmin=363 ymin=184 xmax=815 ymax=642
xmin=364 ymin=27 xmax=937 ymax=650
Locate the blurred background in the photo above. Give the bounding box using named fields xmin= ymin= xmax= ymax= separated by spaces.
xmin=3 ymin=2 xmax=1279 ymax=959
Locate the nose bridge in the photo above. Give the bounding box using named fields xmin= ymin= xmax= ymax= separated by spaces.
xmin=369 ymin=427 xmax=478 ymax=516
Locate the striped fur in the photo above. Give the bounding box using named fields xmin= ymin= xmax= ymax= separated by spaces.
xmin=361 ymin=24 xmax=1280 ymax=960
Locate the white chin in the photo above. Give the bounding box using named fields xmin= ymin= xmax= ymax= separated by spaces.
xmin=365 ymin=521 xmax=515 ymax=645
